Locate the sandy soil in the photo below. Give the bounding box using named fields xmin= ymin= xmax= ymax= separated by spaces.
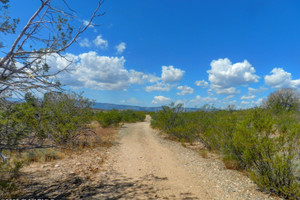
xmin=18 ymin=117 xmax=281 ymax=199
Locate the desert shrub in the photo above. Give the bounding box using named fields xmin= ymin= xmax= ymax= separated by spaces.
xmin=24 ymin=149 xmax=60 ymax=163
xmin=120 ymin=110 xmax=146 ymax=123
xmin=0 ymin=91 xmax=93 ymax=150
xmin=96 ymin=110 xmax=121 ymax=128
xmin=153 ymin=103 xmax=300 ymax=199
xmin=151 ymin=103 xmax=200 ymax=142
xmin=151 ymin=103 xmax=184 ymax=131
xmin=95 ymin=110 xmax=146 ymax=128
xmin=223 ymin=108 xmax=300 ymax=199
xmin=263 ymin=88 xmax=300 ymax=113
xmin=41 ymin=91 xmax=93 ymax=144
xmin=0 ymin=160 xmax=22 ymax=198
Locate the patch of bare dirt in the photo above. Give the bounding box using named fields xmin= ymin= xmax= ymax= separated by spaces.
xmin=16 ymin=123 xmax=117 ymax=199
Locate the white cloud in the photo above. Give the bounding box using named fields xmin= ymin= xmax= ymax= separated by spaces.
xmin=214 ymin=87 xmax=240 ymax=95
xmin=175 ymin=99 xmax=185 ymax=105
xmin=145 ymin=82 xmax=176 ymax=92
xmin=248 ymin=86 xmax=267 ymax=95
xmin=255 ymin=98 xmax=264 ymax=106
xmin=82 ymin=20 xmax=94 ymax=28
xmin=161 ymin=65 xmax=185 ymax=82
xmin=241 ymin=101 xmax=250 ymax=105
xmin=129 ymin=70 xmax=160 ymax=84
xmin=121 ymin=97 xmax=140 ymax=105
xmin=116 ymin=42 xmax=126 ymax=54
xmin=207 ymin=58 xmax=259 ymax=94
xmin=195 ymin=80 xmax=209 ymax=88
xmin=189 ymin=95 xmax=217 ymax=106
xmin=241 ymin=95 xmax=256 ymax=100
xmin=152 ymin=95 xmax=171 ymax=104
xmin=71 ymin=52 xmax=129 ymax=90
xmin=47 ymin=51 xmax=162 ymax=91
xmin=177 ymin=85 xmax=194 ymax=96
xmin=79 ymin=38 xmax=91 ymax=47
xmin=264 ymin=68 xmax=300 ymax=88
xmin=93 ymin=35 xmax=108 ymax=49
xmin=223 ymin=95 xmax=235 ymax=101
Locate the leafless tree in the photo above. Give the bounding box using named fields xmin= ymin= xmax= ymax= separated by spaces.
xmin=0 ymin=0 xmax=104 ymax=98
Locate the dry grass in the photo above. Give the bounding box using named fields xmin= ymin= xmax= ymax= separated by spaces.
xmin=1 ymin=121 xmax=118 ymax=198
xmin=198 ymin=149 xmax=208 ymax=158
xmin=222 ymin=156 xmax=241 ymax=170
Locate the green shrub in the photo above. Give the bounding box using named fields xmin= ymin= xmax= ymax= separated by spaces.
xmin=41 ymin=91 xmax=93 ymax=144
xmin=0 ymin=160 xmax=22 ymax=198
xmin=120 ymin=110 xmax=146 ymax=123
xmin=152 ymin=103 xmax=300 ymax=199
xmin=96 ymin=110 xmax=121 ymax=128
xmin=223 ymin=108 xmax=300 ymax=199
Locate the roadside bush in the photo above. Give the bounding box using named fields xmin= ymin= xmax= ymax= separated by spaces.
xmin=152 ymin=102 xmax=300 ymax=199
xmin=120 ymin=110 xmax=146 ymax=123
xmin=40 ymin=91 xmax=93 ymax=144
xmin=96 ymin=110 xmax=121 ymax=128
xmin=95 ymin=110 xmax=146 ymax=128
xmin=0 ymin=91 xmax=93 ymax=149
xmin=0 ymin=159 xmax=22 ymax=198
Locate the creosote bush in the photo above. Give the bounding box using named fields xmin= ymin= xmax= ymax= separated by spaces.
xmin=95 ymin=110 xmax=146 ymax=128
xmin=151 ymin=98 xmax=300 ymax=199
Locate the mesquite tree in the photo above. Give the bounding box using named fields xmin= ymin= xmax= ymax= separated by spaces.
xmin=263 ymin=88 xmax=300 ymax=113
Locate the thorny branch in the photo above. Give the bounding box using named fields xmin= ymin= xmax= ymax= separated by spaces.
xmin=0 ymin=0 xmax=104 ymax=97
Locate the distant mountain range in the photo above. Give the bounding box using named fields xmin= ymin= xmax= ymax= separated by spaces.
xmin=5 ymin=98 xmax=201 ymax=112
xmin=92 ymin=102 xmax=161 ymax=111
xmin=92 ymin=102 xmax=201 ymax=112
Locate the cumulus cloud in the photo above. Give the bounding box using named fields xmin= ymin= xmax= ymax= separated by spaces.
xmin=129 ymin=70 xmax=160 ymax=84
xmin=93 ymin=35 xmax=108 ymax=49
xmin=223 ymin=95 xmax=235 ymax=101
xmin=79 ymin=38 xmax=91 ymax=47
xmin=255 ymin=98 xmax=264 ymax=106
xmin=214 ymin=87 xmax=240 ymax=95
xmin=121 ymin=97 xmax=140 ymax=105
xmin=207 ymin=58 xmax=259 ymax=94
xmin=72 ymin=52 xmax=130 ymax=90
xmin=82 ymin=20 xmax=94 ymax=28
xmin=47 ymin=51 xmax=159 ymax=91
xmin=161 ymin=65 xmax=185 ymax=82
xmin=264 ymin=68 xmax=300 ymax=88
xmin=189 ymin=95 xmax=217 ymax=106
xmin=145 ymin=82 xmax=176 ymax=92
xmin=152 ymin=96 xmax=171 ymax=104
xmin=177 ymin=85 xmax=194 ymax=96
xmin=195 ymin=80 xmax=209 ymax=88
xmin=116 ymin=42 xmax=126 ymax=54
xmin=248 ymin=86 xmax=267 ymax=95
xmin=241 ymin=101 xmax=250 ymax=105
xmin=241 ymin=95 xmax=256 ymax=100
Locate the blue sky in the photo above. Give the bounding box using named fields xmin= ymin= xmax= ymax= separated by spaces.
xmin=7 ymin=0 xmax=300 ymax=108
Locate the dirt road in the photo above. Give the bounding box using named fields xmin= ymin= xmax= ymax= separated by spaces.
xmin=20 ymin=118 xmax=280 ymax=199
xmin=97 ymin=118 xmax=279 ymax=200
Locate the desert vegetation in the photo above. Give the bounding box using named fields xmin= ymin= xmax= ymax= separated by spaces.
xmin=95 ymin=109 xmax=146 ymax=128
xmin=0 ymin=90 xmax=148 ymax=197
xmin=0 ymin=0 xmax=104 ymax=197
xmin=151 ymin=88 xmax=300 ymax=199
